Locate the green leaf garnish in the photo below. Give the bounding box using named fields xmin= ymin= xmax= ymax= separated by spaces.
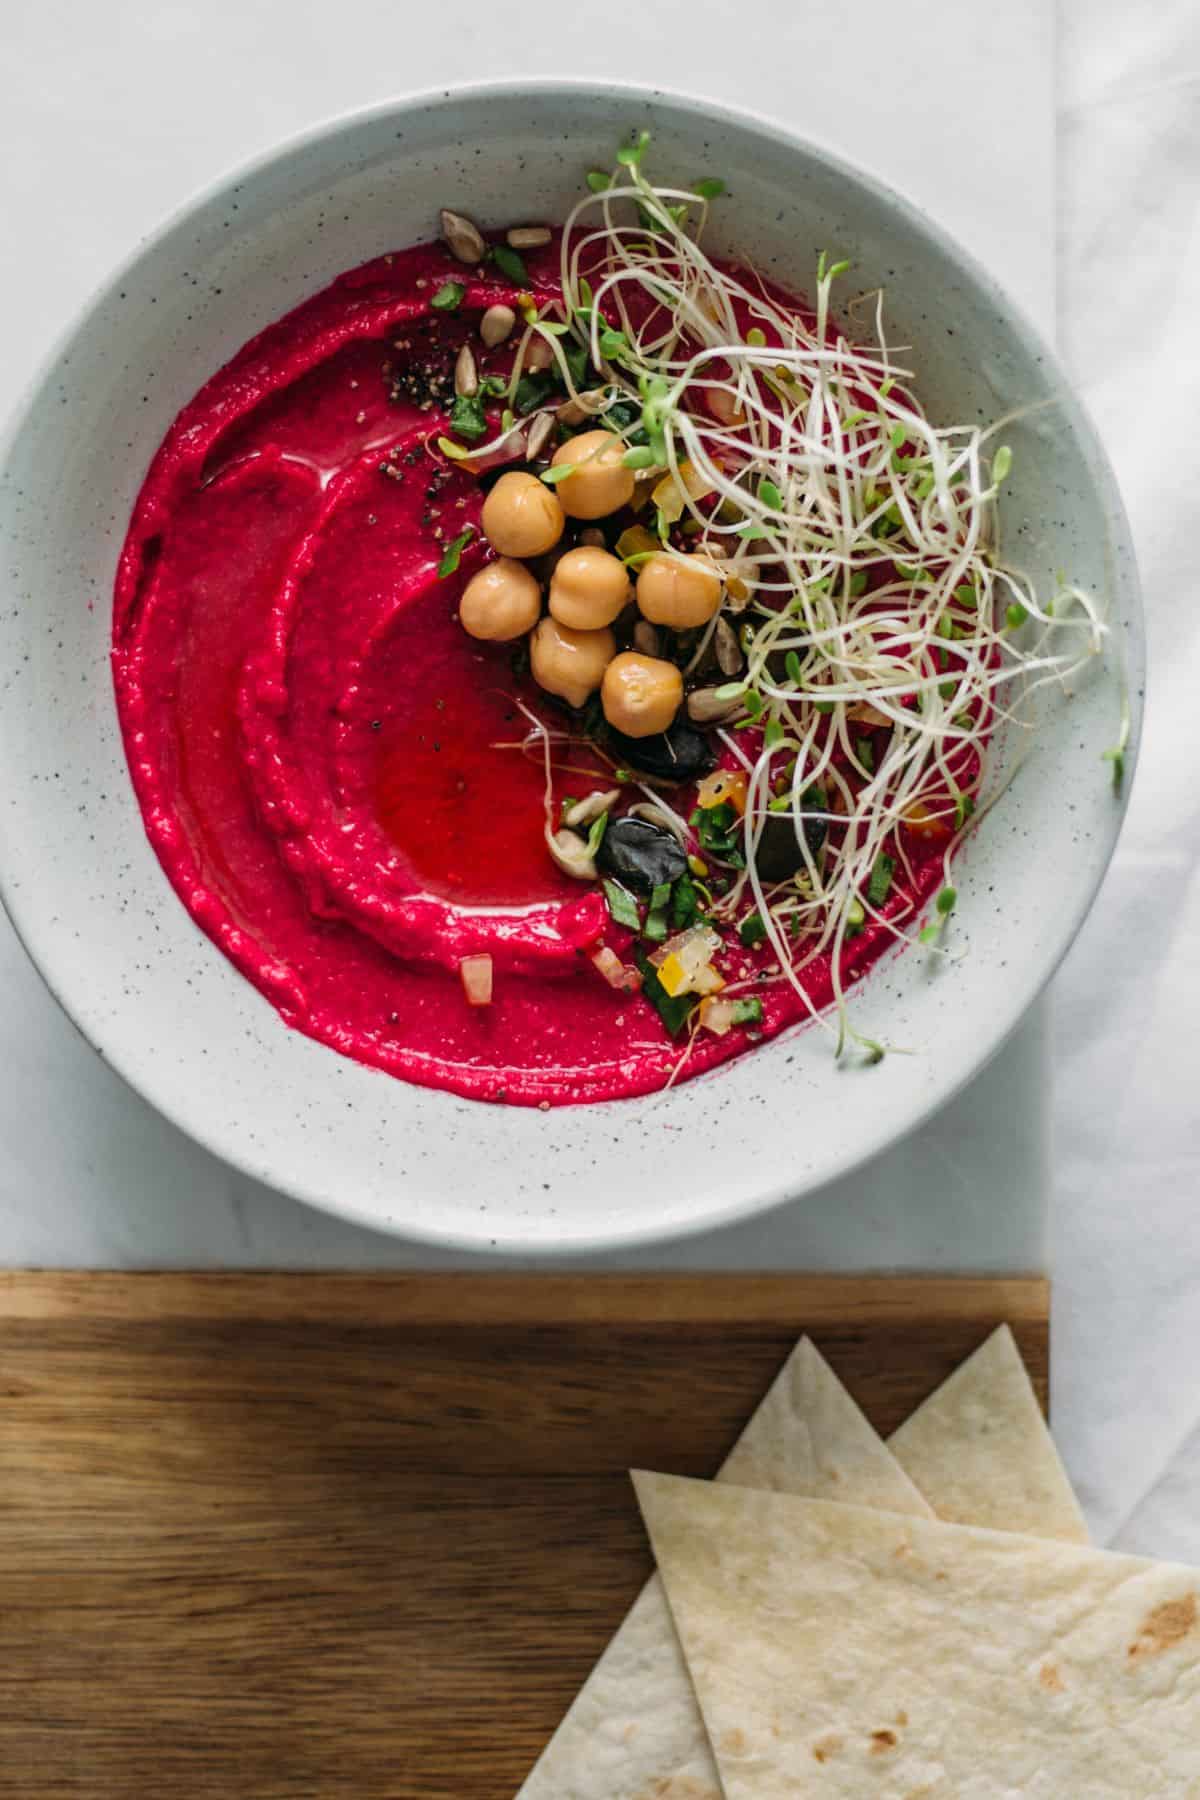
xmin=491 ymin=243 xmax=529 ymax=283
xmin=437 ymin=527 xmax=474 ymax=578
xmin=671 ymin=873 xmax=699 ymax=931
xmin=431 ymin=281 xmax=466 ymax=311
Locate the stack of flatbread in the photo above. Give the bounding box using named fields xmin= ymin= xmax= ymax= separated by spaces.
xmin=516 ymin=1328 xmax=1200 ymax=1797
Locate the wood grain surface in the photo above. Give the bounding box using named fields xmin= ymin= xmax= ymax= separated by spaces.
xmin=0 ymin=1272 xmax=1048 ymax=1798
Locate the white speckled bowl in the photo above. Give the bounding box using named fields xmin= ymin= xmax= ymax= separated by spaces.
xmin=0 ymin=82 xmax=1140 ymax=1252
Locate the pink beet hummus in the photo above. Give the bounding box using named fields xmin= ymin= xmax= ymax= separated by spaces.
xmin=113 ymin=237 xmax=939 ymax=1105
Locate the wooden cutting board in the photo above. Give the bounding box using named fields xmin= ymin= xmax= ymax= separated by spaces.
xmin=0 ymin=1271 xmax=1048 ymax=1798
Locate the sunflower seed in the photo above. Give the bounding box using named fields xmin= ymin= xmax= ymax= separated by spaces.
xmin=557 ymin=388 xmax=604 ymax=427
xmin=480 ymin=303 xmax=516 ymax=348
xmin=547 ymin=828 xmax=598 ymax=881
xmin=687 ymin=687 xmax=743 ymax=725
xmin=525 ymin=411 xmax=555 ymax=460
xmin=506 ymin=226 xmax=552 ymax=249
xmin=563 ymin=788 xmax=620 ymax=829
xmin=454 ymin=343 xmax=479 ymax=398
xmin=714 ymin=616 xmax=744 ymax=675
xmin=440 ymin=208 xmax=485 ymax=265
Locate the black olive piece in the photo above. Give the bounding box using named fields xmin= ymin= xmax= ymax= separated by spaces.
xmin=597 ymin=817 xmax=689 ymax=893
xmin=606 ymin=717 xmax=717 ymax=784
xmin=754 ymin=809 xmax=828 ymax=882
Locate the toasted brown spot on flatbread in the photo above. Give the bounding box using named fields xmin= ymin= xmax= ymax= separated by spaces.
xmin=904 ymin=1788 xmax=936 ymax=1799
xmin=895 ymin=1710 xmax=909 ymax=1726
xmin=812 ymin=1734 xmax=843 ymax=1763
xmin=1038 ymin=1661 xmax=1065 ymax=1693
xmin=1128 ymin=1593 xmax=1198 ymax=1659
xmin=720 ymin=1729 xmax=748 ymax=1756
xmin=870 ymin=1728 xmax=899 ymax=1754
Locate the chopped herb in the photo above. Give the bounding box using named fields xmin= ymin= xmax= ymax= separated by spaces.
xmin=449 ymin=393 xmax=488 ymax=441
xmin=867 ymin=852 xmax=895 ymax=907
xmin=649 ymin=880 xmax=672 ymax=912
xmin=693 ymin=176 xmax=725 ymax=200
xmin=431 ymin=280 xmax=466 ymax=311
xmin=692 ymin=801 xmax=745 ymax=867
xmin=563 ymin=339 xmax=591 ymax=390
xmin=634 ymin=949 xmax=695 ymax=1037
xmin=738 ymin=911 xmax=768 ymax=948
xmin=478 ymin=374 xmax=508 ymax=398
xmin=729 ymin=997 xmax=763 ymax=1026
xmin=437 ymin=527 xmax=474 ymax=578
xmin=602 ymin=878 xmax=641 ymax=931
xmin=671 ymin=873 xmax=699 ymax=930
xmin=514 ymin=368 xmax=557 ymax=415
xmin=491 ymin=243 xmax=529 ymax=284
xmin=601 ymin=398 xmax=642 ymax=436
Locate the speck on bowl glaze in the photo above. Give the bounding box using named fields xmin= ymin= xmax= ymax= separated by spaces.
xmin=0 ymin=82 xmax=1142 ymax=1252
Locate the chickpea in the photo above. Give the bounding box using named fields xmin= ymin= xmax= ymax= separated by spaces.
xmin=601 ymin=651 xmax=683 ymax=739
xmin=548 ymin=547 xmax=631 ymax=631
xmin=636 ymin=552 xmax=723 ymax=630
xmin=551 ymin=430 xmax=636 ymax=520
xmin=459 ymin=558 xmax=542 ymax=642
xmin=530 ymin=615 xmax=616 ymax=710
xmin=481 ymin=471 xmax=565 ymax=558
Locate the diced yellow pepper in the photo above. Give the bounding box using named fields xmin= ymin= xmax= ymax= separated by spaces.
xmin=657 ymin=953 xmax=689 ymax=998
xmin=651 ymin=459 xmax=713 ymax=525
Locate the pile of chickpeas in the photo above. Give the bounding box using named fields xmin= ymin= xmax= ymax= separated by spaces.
xmin=457 ymin=429 xmax=724 ymax=739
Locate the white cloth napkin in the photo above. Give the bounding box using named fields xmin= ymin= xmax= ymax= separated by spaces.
xmin=1053 ymin=0 xmax=1200 ymax=1549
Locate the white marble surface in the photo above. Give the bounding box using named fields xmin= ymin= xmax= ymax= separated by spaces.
xmin=3 ymin=0 xmax=1197 ymax=1542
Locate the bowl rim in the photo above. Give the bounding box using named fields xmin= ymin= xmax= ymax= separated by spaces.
xmin=0 ymin=77 xmax=1143 ymax=1253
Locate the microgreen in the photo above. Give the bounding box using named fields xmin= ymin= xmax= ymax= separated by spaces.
xmin=729 ymin=997 xmax=763 ymax=1026
xmin=540 ymin=463 xmax=577 ymax=485
xmin=436 ymin=527 xmax=474 ymax=578
xmin=431 ymin=280 xmax=466 ymax=311
xmin=584 ymin=811 xmax=610 ymax=859
xmin=693 ymin=176 xmax=725 ymax=200
xmin=992 ymin=444 xmax=1013 ymax=483
xmin=586 ymin=171 xmax=611 ymax=193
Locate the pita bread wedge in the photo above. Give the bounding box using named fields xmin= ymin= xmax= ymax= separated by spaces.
xmin=889 ymin=1323 xmax=1088 ymax=1541
xmin=516 ymin=1340 xmax=927 ymax=1800
xmin=635 ymin=1472 xmax=1200 ymax=1799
